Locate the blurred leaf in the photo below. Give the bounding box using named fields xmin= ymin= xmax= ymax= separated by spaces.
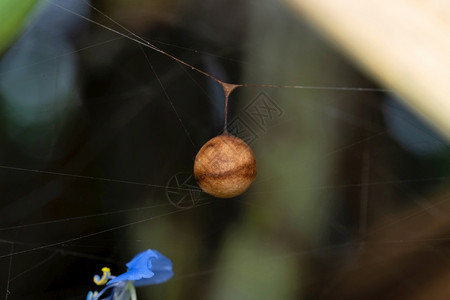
xmin=0 ymin=0 xmax=39 ymax=55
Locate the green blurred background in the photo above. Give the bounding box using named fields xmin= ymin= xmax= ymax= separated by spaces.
xmin=0 ymin=0 xmax=449 ymax=299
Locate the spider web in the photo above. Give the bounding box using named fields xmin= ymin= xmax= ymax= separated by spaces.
xmin=0 ymin=0 xmax=449 ymax=299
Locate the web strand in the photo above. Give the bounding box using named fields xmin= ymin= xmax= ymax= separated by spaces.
xmin=49 ymin=1 xmax=390 ymax=94
xmin=139 ymin=46 xmax=198 ymax=150
xmin=0 ymin=202 xmax=173 ymax=231
xmin=0 ymin=201 xmax=213 ymax=259
xmin=4 ymin=243 xmax=14 ymax=300
xmin=0 ymin=165 xmax=199 ymax=192
xmin=49 ymin=1 xmax=222 ymax=83
xmin=49 ymin=0 xmax=391 ymax=134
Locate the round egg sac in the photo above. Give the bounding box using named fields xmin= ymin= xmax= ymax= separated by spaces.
xmin=193 ymin=133 xmax=257 ymax=198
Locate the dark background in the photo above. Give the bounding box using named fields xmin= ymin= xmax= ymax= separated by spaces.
xmin=0 ymin=0 xmax=449 ymax=299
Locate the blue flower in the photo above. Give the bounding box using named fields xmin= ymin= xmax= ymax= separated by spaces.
xmin=86 ymin=249 xmax=174 ymax=300
xmin=107 ymin=249 xmax=174 ymax=287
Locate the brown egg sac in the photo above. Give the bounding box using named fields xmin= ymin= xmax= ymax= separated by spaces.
xmin=193 ymin=133 xmax=257 ymax=198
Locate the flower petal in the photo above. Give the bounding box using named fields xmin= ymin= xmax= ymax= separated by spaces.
xmin=134 ymin=251 xmax=173 ymax=286
xmin=126 ymin=249 xmax=158 ymax=270
xmin=107 ymin=249 xmax=173 ymax=286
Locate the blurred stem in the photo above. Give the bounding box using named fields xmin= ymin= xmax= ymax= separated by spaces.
xmin=126 ymin=282 xmax=137 ymax=300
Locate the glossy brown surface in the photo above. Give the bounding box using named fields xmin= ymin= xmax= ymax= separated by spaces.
xmin=194 ymin=133 xmax=257 ymax=198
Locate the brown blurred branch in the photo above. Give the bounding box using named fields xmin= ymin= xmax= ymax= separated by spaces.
xmin=327 ymin=188 xmax=450 ymax=299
